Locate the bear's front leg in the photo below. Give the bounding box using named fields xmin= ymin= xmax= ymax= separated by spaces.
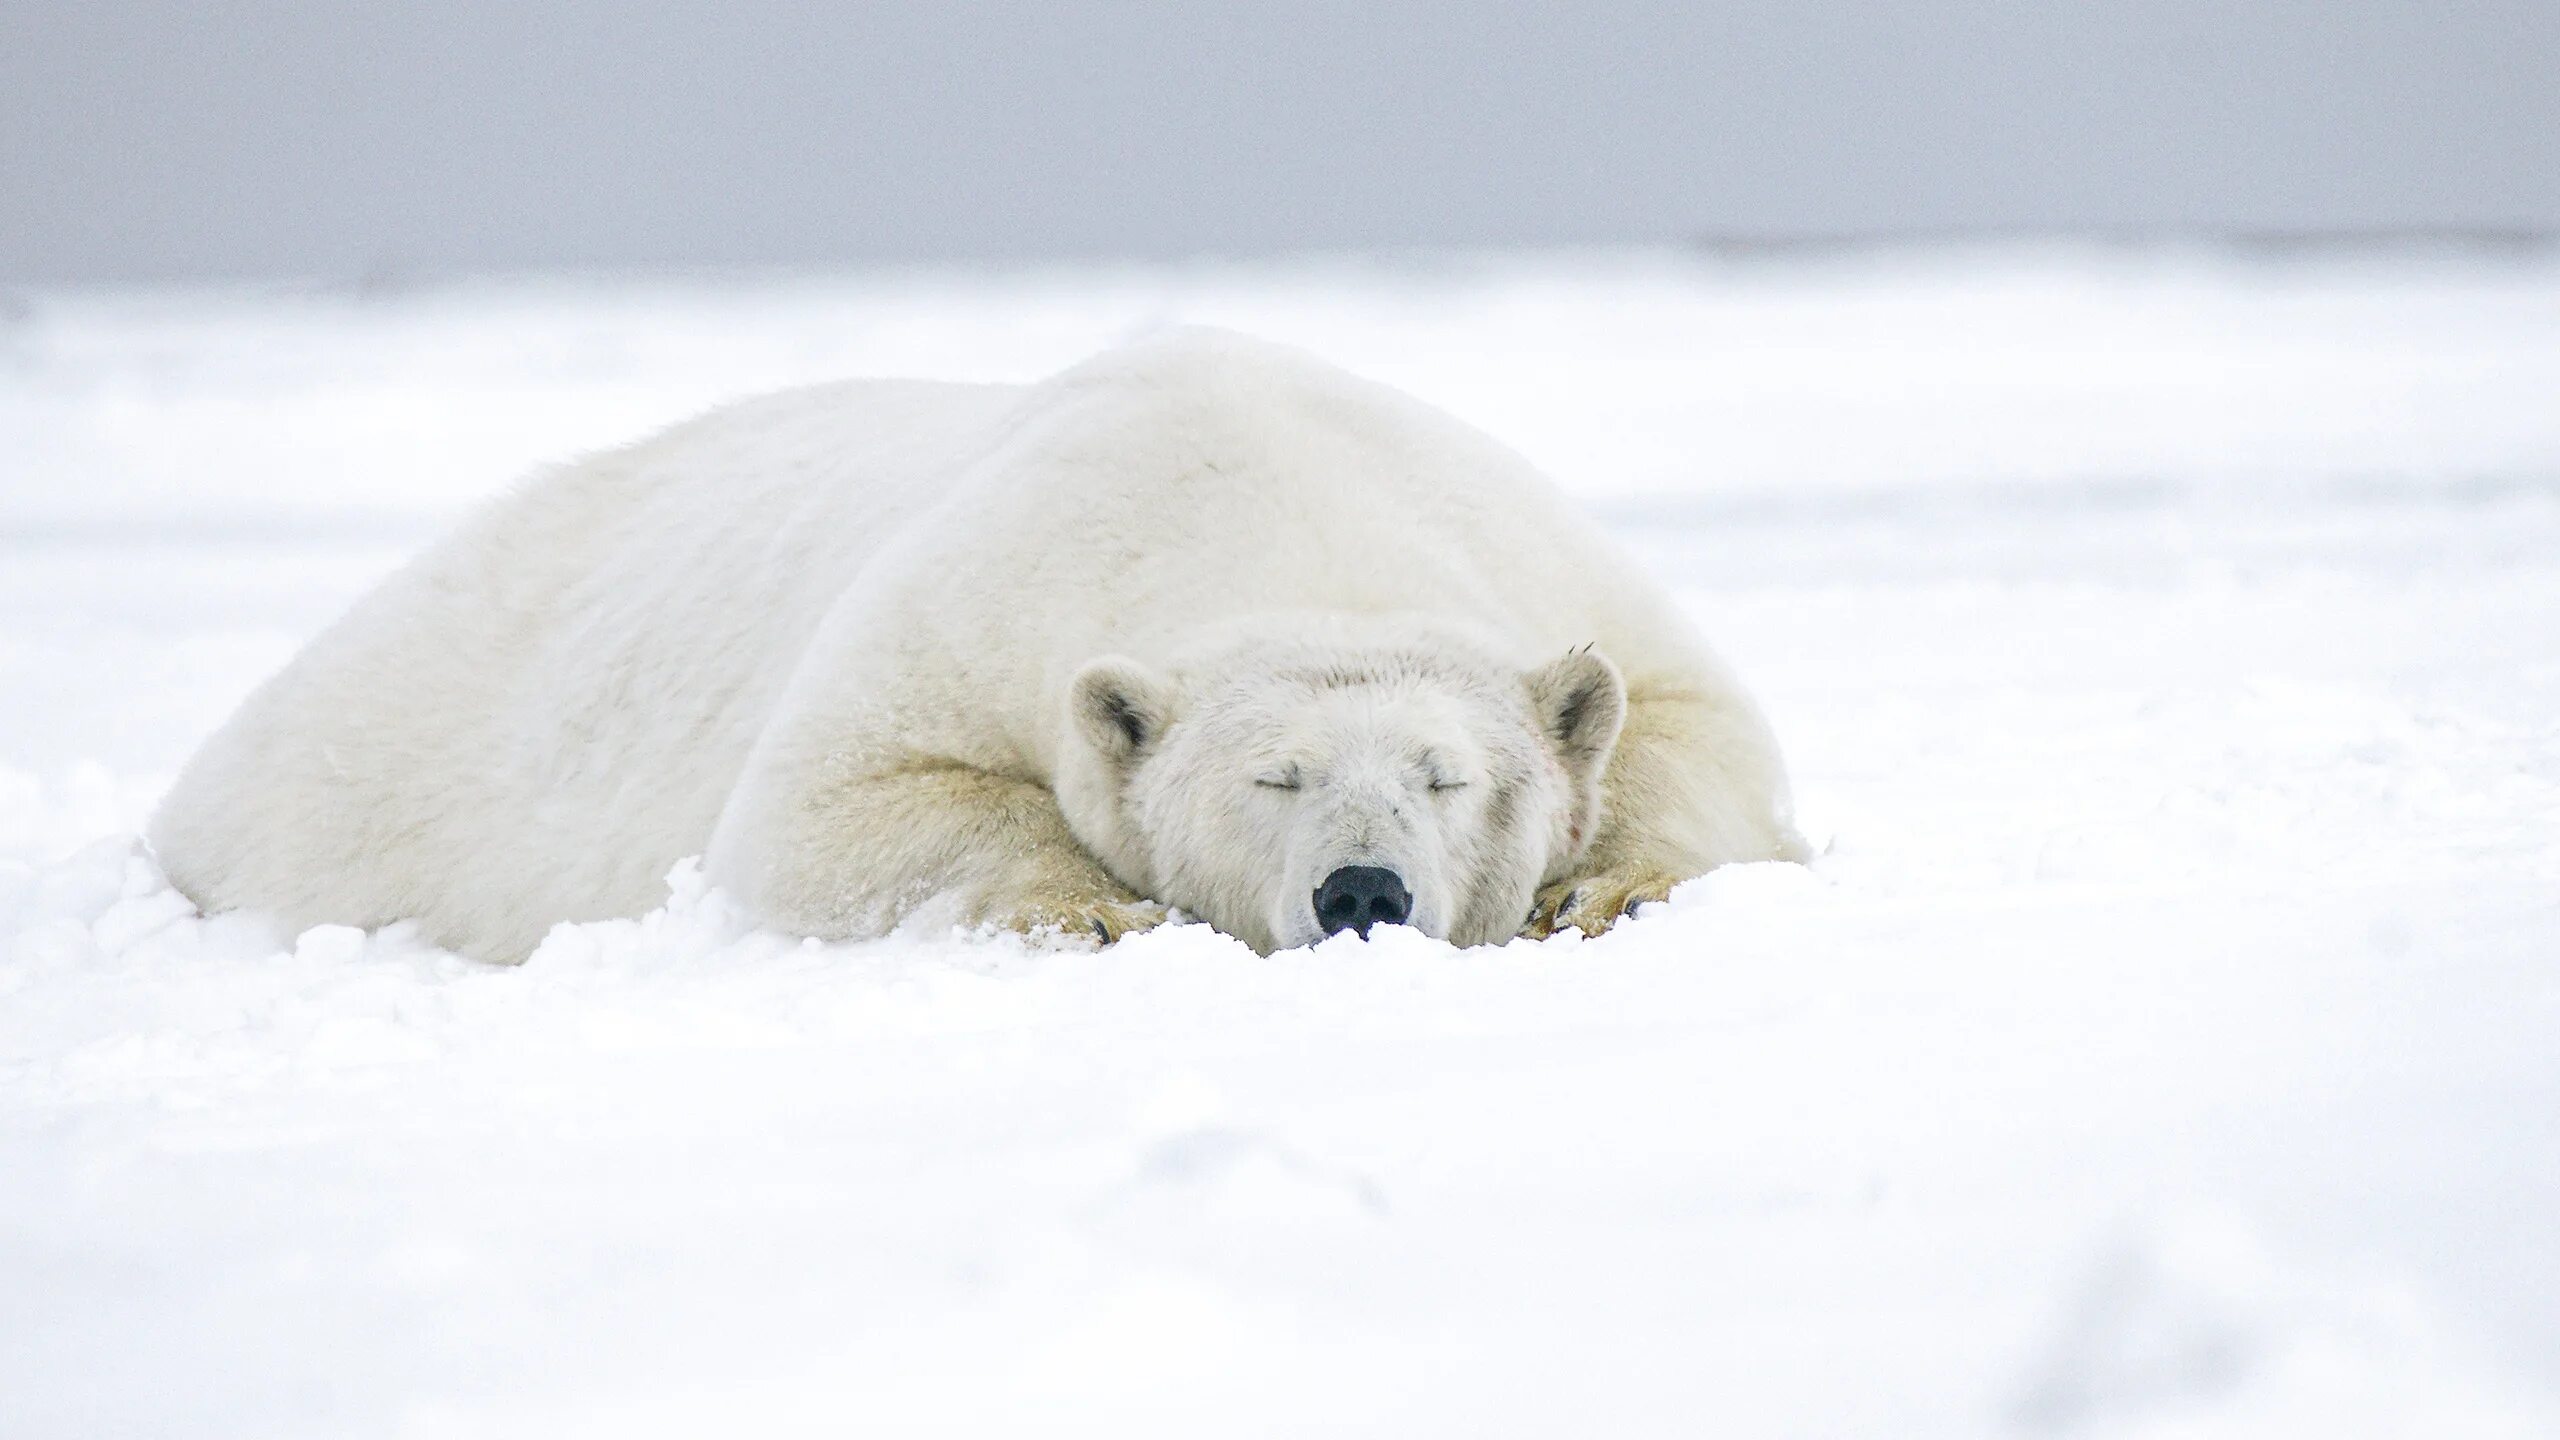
xmin=710 ymin=755 xmax=1169 ymax=946
xmin=1518 ymin=691 xmax=1807 ymax=940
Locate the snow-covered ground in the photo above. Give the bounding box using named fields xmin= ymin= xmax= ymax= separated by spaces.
xmin=4 ymin=246 xmax=2558 ymax=1437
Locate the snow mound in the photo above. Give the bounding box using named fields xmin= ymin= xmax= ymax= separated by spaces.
xmin=2012 ymin=1217 xmax=2552 ymax=1439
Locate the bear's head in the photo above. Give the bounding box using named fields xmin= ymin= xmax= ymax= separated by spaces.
xmin=1055 ymin=631 xmax=1626 ymax=951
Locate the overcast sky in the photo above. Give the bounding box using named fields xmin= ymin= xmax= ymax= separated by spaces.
xmin=5 ymin=0 xmax=2555 ymax=285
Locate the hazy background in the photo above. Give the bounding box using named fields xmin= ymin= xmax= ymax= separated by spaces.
xmin=6 ymin=0 xmax=2557 ymax=286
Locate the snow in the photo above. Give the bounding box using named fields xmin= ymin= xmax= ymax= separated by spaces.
xmin=5 ymin=245 xmax=2558 ymax=1436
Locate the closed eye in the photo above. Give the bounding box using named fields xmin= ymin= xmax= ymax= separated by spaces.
xmin=1428 ymin=777 xmax=1468 ymax=793
xmin=1255 ymin=769 xmax=1302 ymax=790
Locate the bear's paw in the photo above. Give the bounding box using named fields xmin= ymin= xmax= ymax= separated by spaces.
xmin=997 ymin=894 xmax=1173 ymax=948
xmin=1520 ymin=868 xmax=1686 ymax=940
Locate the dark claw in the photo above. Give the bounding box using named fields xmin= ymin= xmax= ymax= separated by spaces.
xmin=1091 ymin=917 xmax=1112 ymax=942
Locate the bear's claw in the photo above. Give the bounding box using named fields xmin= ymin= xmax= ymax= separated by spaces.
xmin=998 ymin=896 xmax=1170 ymax=947
xmin=1519 ymin=869 xmax=1685 ymax=940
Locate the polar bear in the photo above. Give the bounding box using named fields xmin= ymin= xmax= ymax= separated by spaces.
xmin=151 ymin=329 xmax=1805 ymax=961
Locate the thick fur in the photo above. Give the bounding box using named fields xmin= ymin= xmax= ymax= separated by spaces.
xmin=152 ymin=330 xmax=1807 ymax=960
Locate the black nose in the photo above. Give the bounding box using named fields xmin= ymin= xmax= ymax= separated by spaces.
xmin=1313 ymin=865 xmax=1412 ymax=937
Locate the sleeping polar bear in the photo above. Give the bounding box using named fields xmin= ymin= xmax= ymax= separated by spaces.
xmin=152 ymin=329 xmax=1806 ymax=961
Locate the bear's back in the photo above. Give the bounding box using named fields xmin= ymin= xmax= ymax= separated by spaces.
xmin=820 ymin=331 xmax=1715 ymax=769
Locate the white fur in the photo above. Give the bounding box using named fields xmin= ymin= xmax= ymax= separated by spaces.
xmin=152 ymin=330 xmax=1806 ymax=960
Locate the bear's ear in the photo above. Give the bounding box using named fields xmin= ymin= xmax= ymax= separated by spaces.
xmin=1070 ymin=655 xmax=1175 ymax=764
xmin=1526 ymin=646 xmax=1627 ymax=781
